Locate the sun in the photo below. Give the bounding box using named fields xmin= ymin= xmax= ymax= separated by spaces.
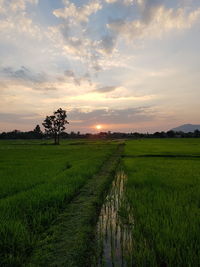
xmin=95 ymin=125 xmax=102 ymax=130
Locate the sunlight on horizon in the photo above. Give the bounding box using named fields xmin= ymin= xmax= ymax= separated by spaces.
xmin=95 ymin=125 xmax=102 ymax=130
xmin=0 ymin=0 xmax=200 ymax=132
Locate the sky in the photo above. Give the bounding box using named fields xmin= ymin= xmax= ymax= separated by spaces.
xmin=0 ymin=0 xmax=200 ymax=133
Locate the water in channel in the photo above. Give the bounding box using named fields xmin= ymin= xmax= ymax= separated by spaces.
xmin=95 ymin=170 xmax=134 ymax=267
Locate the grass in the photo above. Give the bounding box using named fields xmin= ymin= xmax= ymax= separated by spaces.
xmin=123 ymin=139 xmax=200 ymax=266
xmin=1 ymin=138 xmax=200 ymax=266
xmin=28 ymin=144 xmax=124 ymax=267
xmin=125 ymin=138 xmax=200 ymax=156
xmin=0 ymin=139 xmax=118 ymax=266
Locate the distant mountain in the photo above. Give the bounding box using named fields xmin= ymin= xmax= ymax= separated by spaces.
xmin=171 ymin=124 xmax=200 ymax=133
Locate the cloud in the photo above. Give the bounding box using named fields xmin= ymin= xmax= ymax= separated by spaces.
xmin=95 ymin=85 xmax=118 ymax=93
xmin=51 ymin=1 xmax=120 ymax=70
xmin=50 ymin=0 xmax=200 ymax=73
xmin=69 ymin=107 xmax=154 ymax=126
xmin=0 ymin=0 xmax=41 ymax=39
xmin=62 ymin=70 xmax=92 ymax=86
xmin=0 ymin=16 xmax=41 ymax=40
xmin=0 ymin=112 xmax=40 ymax=124
xmin=104 ymin=0 xmax=134 ymax=5
xmin=0 ymin=65 xmax=95 ymax=98
xmin=107 ymin=3 xmax=200 ymax=41
xmin=0 ymin=107 xmax=155 ymax=132
xmin=49 ymin=24 xmax=100 ymax=71
xmin=0 ymin=81 xmax=7 ymax=89
xmin=105 ymin=0 xmax=118 ymax=3
xmin=123 ymin=0 xmax=134 ymax=5
xmin=0 ymin=66 xmax=63 ymax=93
xmin=0 ymin=0 xmax=38 ymax=14
xmin=0 ymin=66 xmax=47 ymax=84
xmin=99 ymin=34 xmax=117 ymax=54
xmin=53 ymin=0 xmax=102 ymax=23
xmin=0 ymin=0 xmax=200 ymax=134
xmin=35 ymin=86 xmax=58 ymax=91
xmin=1 ymin=0 xmax=200 ymax=75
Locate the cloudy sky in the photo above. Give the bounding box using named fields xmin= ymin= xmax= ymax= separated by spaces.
xmin=0 ymin=0 xmax=200 ymax=133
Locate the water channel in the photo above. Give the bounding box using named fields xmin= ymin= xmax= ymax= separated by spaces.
xmin=95 ymin=170 xmax=134 ymax=267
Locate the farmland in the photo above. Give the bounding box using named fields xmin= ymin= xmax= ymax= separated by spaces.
xmin=122 ymin=139 xmax=200 ymax=266
xmin=0 ymin=140 xmax=120 ymax=266
xmin=0 ymin=138 xmax=200 ymax=266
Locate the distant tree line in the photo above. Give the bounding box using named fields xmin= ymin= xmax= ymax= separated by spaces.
xmin=2 ymin=107 xmax=200 ymax=141
xmin=0 ymin=125 xmax=43 ymax=139
xmin=1 ymin=128 xmax=200 ymax=140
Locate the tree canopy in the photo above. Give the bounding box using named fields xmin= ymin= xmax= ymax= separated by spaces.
xmin=42 ymin=108 xmax=69 ymax=144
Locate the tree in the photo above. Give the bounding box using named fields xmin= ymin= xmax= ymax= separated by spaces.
xmin=166 ymin=130 xmax=175 ymax=138
xmin=194 ymin=129 xmax=200 ymax=138
xmin=33 ymin=124 xmax=43 ymax=138
xmin=34 ymin=124 xmax=42 ymax=133
xmin=42 ymin=108 xmax=69 ymax=144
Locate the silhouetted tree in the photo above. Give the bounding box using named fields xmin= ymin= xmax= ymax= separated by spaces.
xmin=33 ymin=124 xmax=43 ymax=138
xmin=34 ymin=124 xmax=41 ymax=133
xmin=194 ymin=129 xmax=200 ymax=138
xmin=166 ymin=130 xmax=175 ymax=138
xmin=42 ymin=108 xmax=69 ymax=144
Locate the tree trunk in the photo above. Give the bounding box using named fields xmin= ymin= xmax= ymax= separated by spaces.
xmin=57 ymin=134 xmax=60 ymax=145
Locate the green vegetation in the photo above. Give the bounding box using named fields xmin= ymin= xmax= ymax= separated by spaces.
xmin=0 ymin=140 xmax=118 ymax=266
xmin=29 ymin=144 xmax=123 ymax=267
xmin=125 ymin=138 xmax=200 ymax=156
xmin=1 ymin=138 xmax=200 ymax=266
xmin=123 ymin=139 xmax=200 ymax=266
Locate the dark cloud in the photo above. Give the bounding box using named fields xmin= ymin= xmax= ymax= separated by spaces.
xmin=69 ymin=107 xmax=154 ymax=126
xmin=0 ymin=66 xmax=47 ymax=84
xmin=64 ymin=70 xmax=75 ymax=77
xmin=63 ymin=69 xmax=91 ymax=86
xmin=100 ymin=34 xmax=117 ymax=54
xmin=64 ymin=70 xmax=80 ymax=85
xmin=138 ymin=0 xmax=164 ymax=23
xmin=0 ymin=112 xmax=40 ymax=124
xmin=0 ymin=65 xmax=92 ymax=91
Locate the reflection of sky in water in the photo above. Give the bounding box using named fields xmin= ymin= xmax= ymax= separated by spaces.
xmin=96 ymin=170 xmax=134 ymax=267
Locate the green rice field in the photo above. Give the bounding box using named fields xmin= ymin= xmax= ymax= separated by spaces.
xmin=123 ymin=139 xmax=200 ymax=266
xmin=0 ymin=140 xmax=118 ymax=266
xmin=0 ymin=138 xmax=200 ymax=266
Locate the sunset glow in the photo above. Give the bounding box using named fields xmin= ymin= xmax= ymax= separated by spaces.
xmin=95 ymin=125 xmax=102 ymax=130
xmin=0 ymin=0 xmax=200 ymax=133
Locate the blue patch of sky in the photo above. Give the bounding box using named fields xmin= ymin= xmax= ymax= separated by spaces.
xmin=29 ymin=0 xmax=64 ymax=27
xmin=161 ymin=0 xmax=179 ymax=9
xmin=86 ymin=2 xmax=138 ymax=42
xmin=69 ymin=0 xmax=86 ymax=6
